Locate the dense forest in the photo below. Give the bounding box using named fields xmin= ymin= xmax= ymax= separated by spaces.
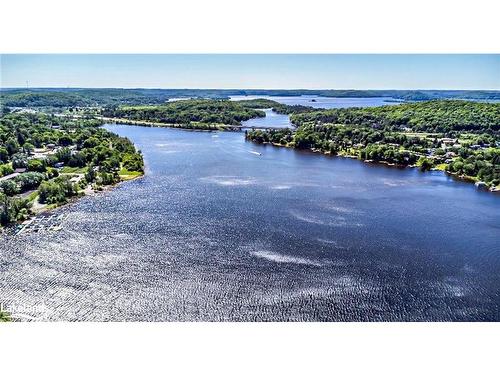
xmin=1 ymin=89 xmax=171 ymax=108
xmin=235 ymin=99 xmax=281 ymax=109
xmin=2 ymin=88 xmax=499 ymax=108
xmin=101 ymin=99 xmax=265 ymax=127
xmin=0 ymin=113 xmax=144 ymax=227
xmin=246 ymin=100 xmax=500 ymax=189
xmin=290 ymin=100 xmax=500 ymax=135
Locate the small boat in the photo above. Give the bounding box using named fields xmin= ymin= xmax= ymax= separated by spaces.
xmin=249 ymin=151 xmax=262 ymax=156
xmin=475 ymin=181 xmax=488 ymax=190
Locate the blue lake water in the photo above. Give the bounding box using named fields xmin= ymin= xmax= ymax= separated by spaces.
xmin=235 ymin=95 xmax=402 ymax=129
xmin=230 ymin=95 xmax=403 ymax=109
xmin=241 ymin=108 xmax=292 ymax=129
xmin=1 ymin=125 xmax=499 ymax=321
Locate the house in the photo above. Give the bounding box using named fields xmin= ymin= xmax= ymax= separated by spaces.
xmin=440 ymin=137 xmax=456 ymax=143
xmin=445 ymin=151 xmax=456 ymax=158
xmin=440 ymin=138 xmax=457 ymax=149
xmin=32 ymin=152 xmax=49 ymax=160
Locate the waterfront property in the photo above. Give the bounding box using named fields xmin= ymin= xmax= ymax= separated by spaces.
xmin=0 ymin=113 xmax=144 ymax=229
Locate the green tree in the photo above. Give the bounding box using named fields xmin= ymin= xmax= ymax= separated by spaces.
xmin=5 ymin=138 xmax=19 ymax=156
xmin=0 ymin=147 xmax=8 ymax=163
xmin=0 ymin=180 xmax=20 ymax=196
xmin=38 ymin=176 xmax=77 ymax=204
xmin=27 ymin=159 xmax=47 ymax=173
xmin=419 ymin=157 xmax=434 ymax=171
xmin=23 ymin=142 xmax=35 ymax=155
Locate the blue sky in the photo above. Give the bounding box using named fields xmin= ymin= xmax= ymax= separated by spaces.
xmin=1 ymin=54 xmax=499 ymax=90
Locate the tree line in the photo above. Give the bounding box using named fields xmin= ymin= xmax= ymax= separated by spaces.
xmin=289 ymin=100 xmax=500 ymax=135
xmin=2 ymin=89 xmax=500 ymax=109
xmin=102 ymin=99 xmax=265 ymax=126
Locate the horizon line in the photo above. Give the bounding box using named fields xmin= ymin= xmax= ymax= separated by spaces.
xmin=2 ymin=87 xmax=500 ymax=91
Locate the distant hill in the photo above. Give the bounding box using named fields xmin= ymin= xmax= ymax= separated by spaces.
xmin=1 ymin=88 xmax=499 ymax=108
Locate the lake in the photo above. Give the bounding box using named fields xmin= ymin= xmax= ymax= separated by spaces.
xmin=1 ymin=125 xmax=499 ymax=321
xmin=230 ymin=95 xmax=403 ymax=109
xmin=235 ymin=95 xmax=402 ymax=129
xmin=241 ymin=108 xmax=292 ymax=129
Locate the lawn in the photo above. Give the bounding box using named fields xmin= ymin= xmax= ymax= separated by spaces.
xmin=61 ymin=166 xmax=88 ymax=174
xmin=119 ymin=168 xmax=143 ymax=181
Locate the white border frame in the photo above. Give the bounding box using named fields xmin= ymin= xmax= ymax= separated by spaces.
xmin=1 ymin=1 xmax=499 ymax=374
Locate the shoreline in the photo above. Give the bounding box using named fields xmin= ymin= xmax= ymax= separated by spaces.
xmin=0 ymin=112 xmax=146 ymax=234
xmin=1 ymin=173 xmax=144 ymax=236
xmin=100 ymin=117 xmax=241 ymax=131
xmin=250 ymin=140 xmax=500 ymax=193
xmin=101 ymin=117 xmax=291 ymax=132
